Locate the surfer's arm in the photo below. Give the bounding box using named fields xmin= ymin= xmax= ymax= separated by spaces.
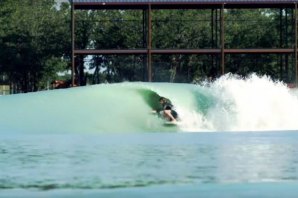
xmin=164 ymin=110 xmax=177 ymax=122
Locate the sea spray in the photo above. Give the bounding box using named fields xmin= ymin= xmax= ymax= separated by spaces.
xmin=205 ymin=74 xmax=298 ymax=131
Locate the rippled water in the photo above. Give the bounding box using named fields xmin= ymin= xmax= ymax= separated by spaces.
xmin=1 ymin=131 xmax=298 ymax=197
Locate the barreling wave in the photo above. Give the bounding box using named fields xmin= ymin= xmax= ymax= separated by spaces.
xmin=1 ymin=73 xmax=298 ymax=133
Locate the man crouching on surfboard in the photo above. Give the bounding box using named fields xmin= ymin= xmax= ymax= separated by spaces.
xmin=158 ymin=97 xmax=178 ymax=123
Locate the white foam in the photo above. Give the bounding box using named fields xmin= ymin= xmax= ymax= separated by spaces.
xmin=178 ymin=74 xmax=298 ymax=132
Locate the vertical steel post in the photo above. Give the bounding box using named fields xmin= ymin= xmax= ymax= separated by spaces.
xmin=215 ymin=9 xmax=218 ymax=47
xmin=147 ymin=4 xmax=152 ymax=82
xmin=143 ymin=9 xmax=147 ymax=81
xmin=215 ymin=9 xmax=219 ymax=69
xmin=211 ymin=9 xmax=214 ymax=48
xmin=71 ymin=1 xmax=75 ymax=86
xmin=295 ymin=3 xmax=298 ymax=85
xmin=220 ymin=4 xmax=225 ymax=75
xmin=285 ymin=8 xmax=289 ymax=82
xmin=291 ymin=7 xmax=295 ymax=82
xmin=143 ymin=9 xmax=146 ymax=48
xmin=211 ymin=9 xmax=214 ymax=69
xmin=280 ymin=8 xmax=283 ymax=80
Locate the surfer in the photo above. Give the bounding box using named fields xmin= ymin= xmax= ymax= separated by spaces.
xmin=156 ymin=97 xmax=178 ymax=122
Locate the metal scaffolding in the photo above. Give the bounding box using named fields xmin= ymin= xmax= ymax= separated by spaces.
xmin=71 ymin=0 xmax=298 ymax=85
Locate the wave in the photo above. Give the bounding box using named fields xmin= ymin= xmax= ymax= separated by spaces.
xmin=0 ymin=74 xmax=298 ymax=133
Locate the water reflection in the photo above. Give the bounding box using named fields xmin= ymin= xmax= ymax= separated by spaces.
xmin=0 ymin=132 xmax=298 ymax=189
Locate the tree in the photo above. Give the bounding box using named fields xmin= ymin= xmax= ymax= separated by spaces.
xmin=0 ymin=0 xmax=71 ymax=92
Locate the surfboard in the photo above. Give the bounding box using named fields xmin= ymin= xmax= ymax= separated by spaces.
xmin=164 ymin=121 xmax=179 ymax=126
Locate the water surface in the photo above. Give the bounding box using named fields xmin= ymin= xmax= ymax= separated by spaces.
xmin=1 ymin=132 xmax=298 ymax=197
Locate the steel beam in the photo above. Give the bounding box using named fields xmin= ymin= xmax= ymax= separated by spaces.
xmin=147 ymin=4 xmax=152 ymax=82
xmin=74 ymin=49 xmax=147 ymax=55
xmin=224 ymin=49 xmax=294 ymax=54
xmin=295 ymin=3 xmax=298 ymax=85
xmin=71 ymin=1 xmax=75 ymax=86
xmin=220 ymin=3 xmax=225 ymax=75
xmin=151 ymin=49 xmax=220 ymax=54
xmin=73 ymin=2 xmax=297 ymax=10
xmin=73 ymin=49 xmax=295 ymax=55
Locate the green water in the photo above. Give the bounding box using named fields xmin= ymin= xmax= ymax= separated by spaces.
xmin=0 ymin=82 xmax=214 ymax=133
xmin=1 ymin=75 xmax=298 ymax=197
xmin=1 ymin=132 xmax=298 ymax=197
xmin=1 ymin=75 xmax=298 ymax=133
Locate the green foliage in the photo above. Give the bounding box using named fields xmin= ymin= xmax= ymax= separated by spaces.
xmin=0 ymin=0 xmax=70 ymax=92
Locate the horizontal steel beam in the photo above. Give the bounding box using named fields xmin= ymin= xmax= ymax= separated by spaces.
xmin=74 ymin=2 xmax=297 ymax=10
xmin=225 ymin=48 xmax=295 ymax=54
xmin=74 ymin=49 xmax=147 ymax=55
xmin=74 ymin=48 xmax=295 ymax=55
xmin=152 ymin=49 xmax=221 ymax=54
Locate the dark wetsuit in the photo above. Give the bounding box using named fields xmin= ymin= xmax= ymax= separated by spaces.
xmin=161 ymin=101 xmax=178 ymax=120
